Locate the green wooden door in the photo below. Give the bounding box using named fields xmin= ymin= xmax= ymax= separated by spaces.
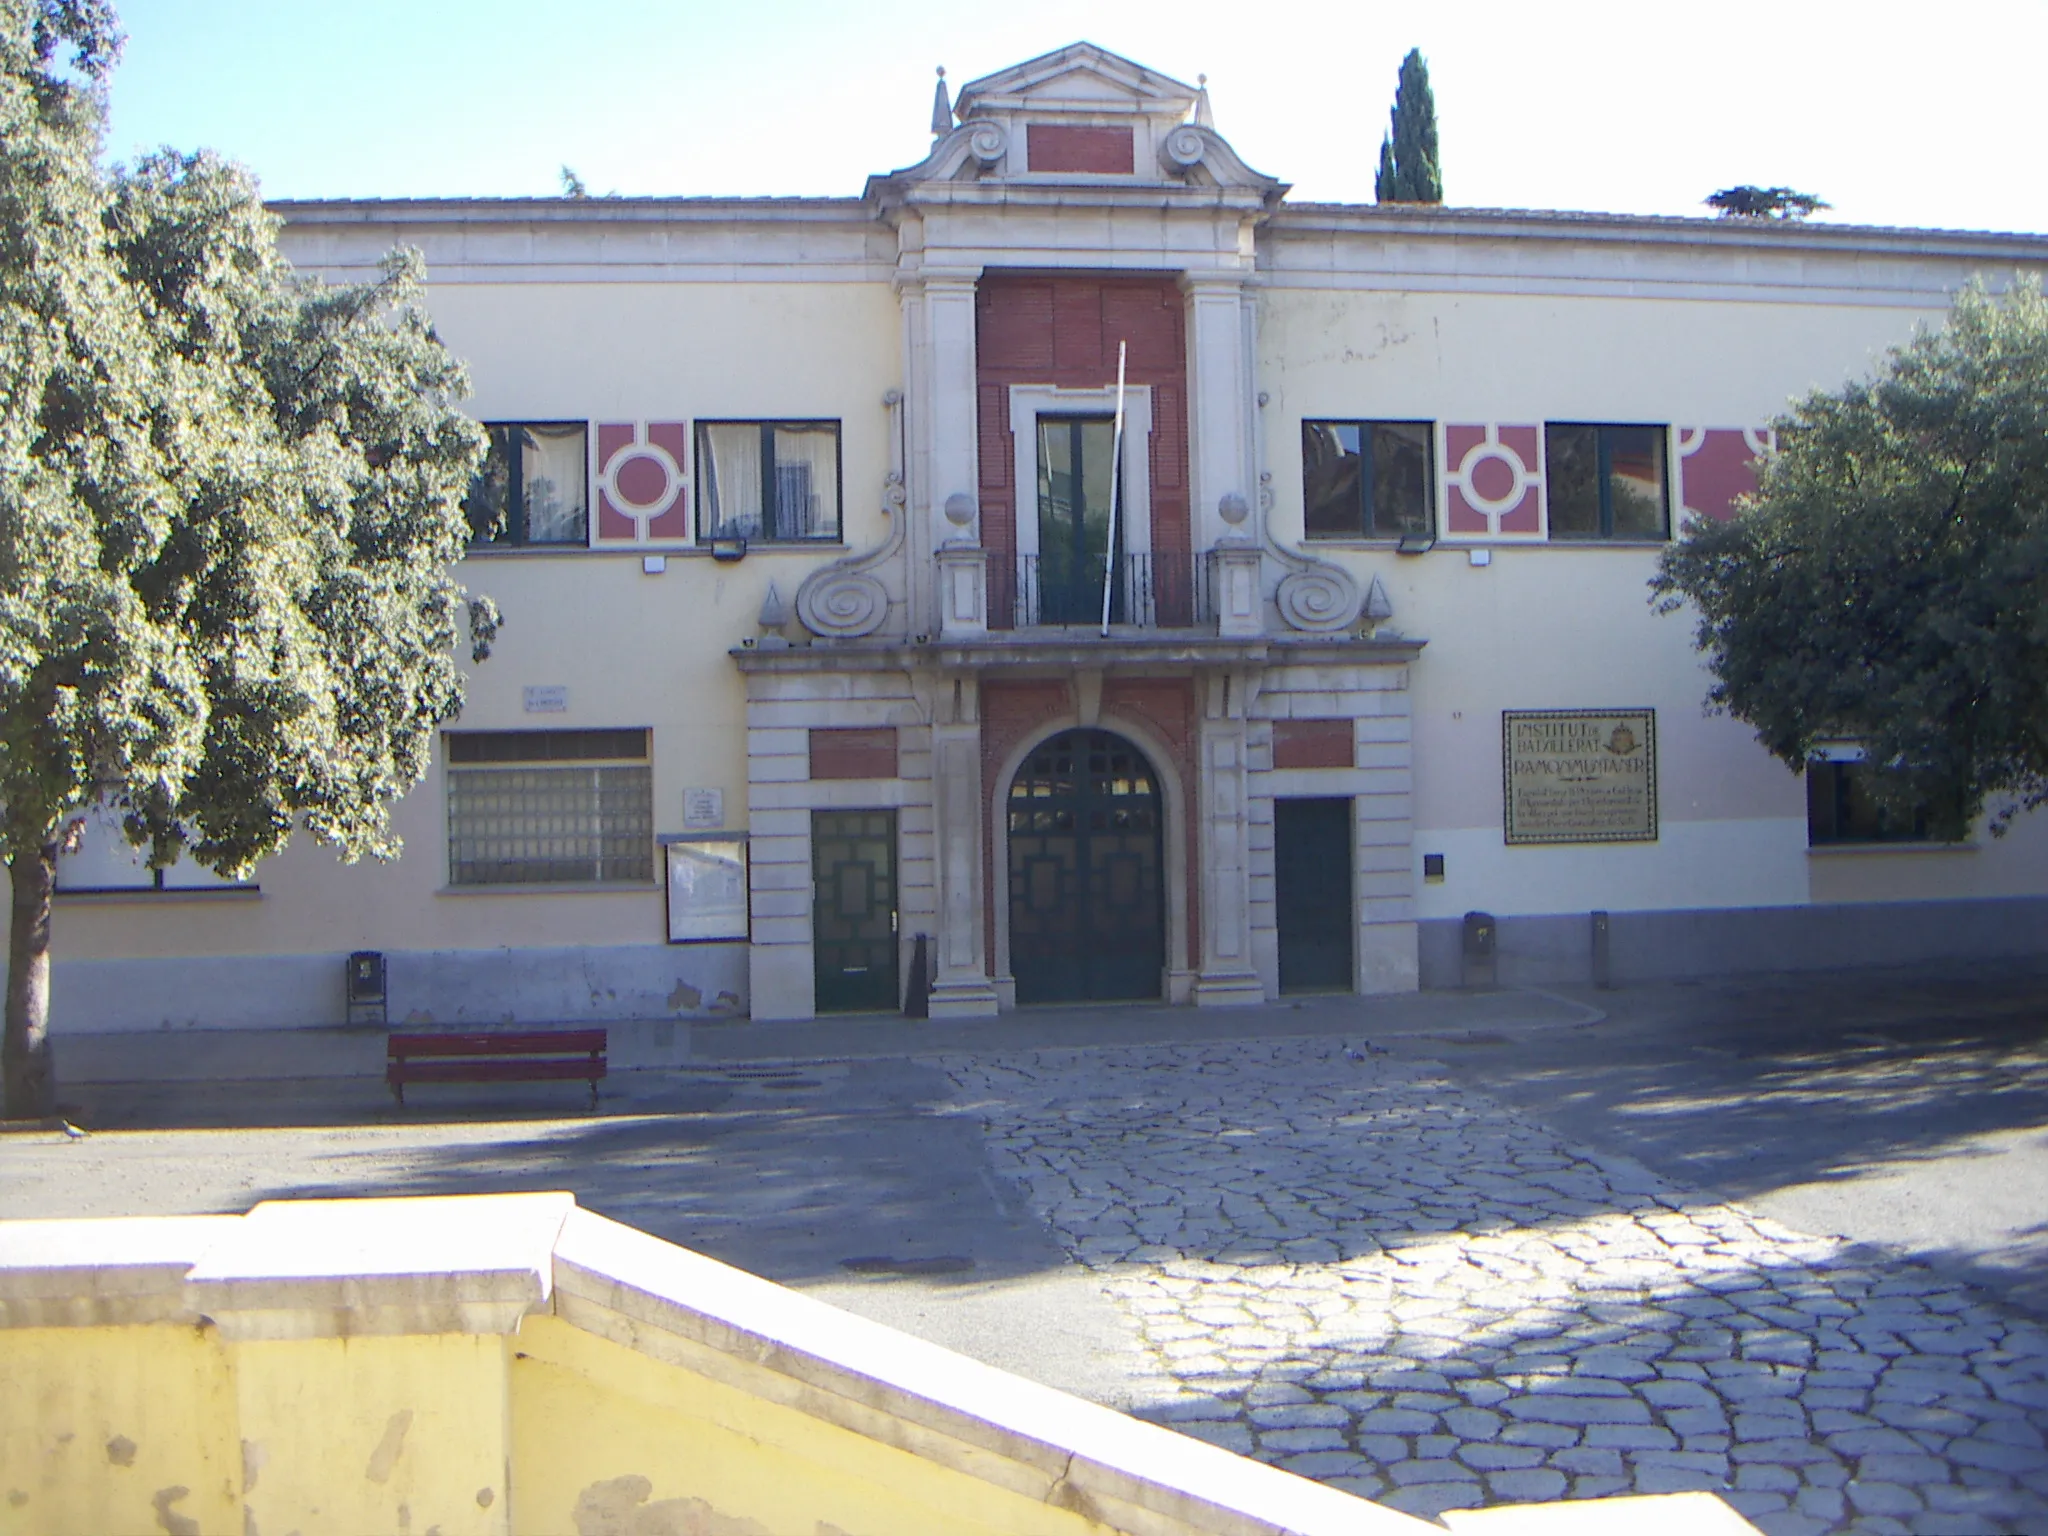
xmin=1275 ymin=797 xmax=1353 ymax=993
xmin=1008 ymin=729 xmax=1163 ymax=1003
xmin=813 ymin=810 xmax=898 ymax=1013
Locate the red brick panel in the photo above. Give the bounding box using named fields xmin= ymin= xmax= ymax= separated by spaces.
xmin=976 ymin=274 xmax=1193 ymax=616
xmin=1029 ymin=125 xmax=1135 ymax=175
xmin=1273 ymin=719 xmax=1356 ymax=770
xmin=809 ymin=727 xmax=898 ymax=781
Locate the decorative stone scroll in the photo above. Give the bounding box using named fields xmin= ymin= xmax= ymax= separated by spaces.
xmin=795 ymin=474 xmax=902 ymax=639
xmin=1254 ymin=478 xmax=1364 ymax=634
xmin=796 ymin=390 xmax=908 ymax=640
xmin=966 ymin=121 xmax=1009 ymax=169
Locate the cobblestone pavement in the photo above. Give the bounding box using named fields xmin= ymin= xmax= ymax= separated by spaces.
xmin=943 ymin=1038 xmax=2048 ymax=1535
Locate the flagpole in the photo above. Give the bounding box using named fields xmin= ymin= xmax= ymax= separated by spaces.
xmin=1100 ymin=341 xmax=1127 ymax=638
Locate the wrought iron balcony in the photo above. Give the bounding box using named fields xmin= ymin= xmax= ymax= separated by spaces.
xmin=989 ymin=553 xmax=1215 ymax=630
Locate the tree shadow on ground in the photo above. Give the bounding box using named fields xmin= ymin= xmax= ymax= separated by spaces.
xmin=217 ymin=1059 xmax=1070 ymax=1290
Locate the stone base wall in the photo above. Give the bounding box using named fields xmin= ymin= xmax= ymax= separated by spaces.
xmin=1417 ymin=894 xmax=2048 ymax=989
xmin=41 ymin=942 xmax=747 ymax=1035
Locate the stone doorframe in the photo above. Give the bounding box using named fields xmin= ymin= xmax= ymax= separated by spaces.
xmin=988 ymin=711 xmax=1195 ymax=1008
xmin=1007 ymin=384 xmax=1156 ymax=568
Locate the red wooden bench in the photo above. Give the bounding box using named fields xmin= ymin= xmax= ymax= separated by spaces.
xmin=385 ymin=1029 xmax=607 ymax=1108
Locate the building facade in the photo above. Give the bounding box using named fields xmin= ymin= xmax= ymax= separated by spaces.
xmin=45 ymin=44 xmax=2048 ymax=1034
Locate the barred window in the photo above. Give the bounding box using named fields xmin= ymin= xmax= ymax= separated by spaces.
xmin=446 ymin=729 xmax=652 ymax=886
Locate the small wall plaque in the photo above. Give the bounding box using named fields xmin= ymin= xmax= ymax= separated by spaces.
xmin=522 ymin=685 xmax=568 ymax=714
xmin=683 ymin=787 xmax=724 ymax=831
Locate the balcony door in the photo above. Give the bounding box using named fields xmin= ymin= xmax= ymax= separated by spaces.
xmin=1035 ymin=415 xmax=1123 ymax=625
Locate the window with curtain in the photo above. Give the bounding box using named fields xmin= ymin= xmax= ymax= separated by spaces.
xmin=696 ymin=421 xmax=841 ymax=543
xmin=464 ymin=423 xmax=589 ymax=546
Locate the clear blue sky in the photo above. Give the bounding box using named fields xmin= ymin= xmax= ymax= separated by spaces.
xmin=102 ymin=0 xmax=2048 ymax=233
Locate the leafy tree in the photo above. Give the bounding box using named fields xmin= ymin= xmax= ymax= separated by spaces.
xmin=559 ymin=165 xmax=588 ymax=198
xmin=1 ymin=0 xmax=494 ymax=1116
xmin=1654 ymin=278 xmax=2048 ymax=841
xmin=1707 ymin=185 xmax=1830 ymax=220
xmin=1374 ymin=48 xmax=1441 ymax=205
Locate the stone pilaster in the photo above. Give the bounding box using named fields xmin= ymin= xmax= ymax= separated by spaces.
xmin=901 ymin=267 xmax=983 ymax=640
xmin=1181 ymin=270 xmax=1258 ymax=556
xmin=1194 ymin=667 xmax=1266 ymax=1006
xmin=927 ymin=670 xmax=999 ymax=1018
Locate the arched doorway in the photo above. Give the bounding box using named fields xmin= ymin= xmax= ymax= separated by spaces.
xmin=1007 ymin=728 xmax=1165 ymax=1004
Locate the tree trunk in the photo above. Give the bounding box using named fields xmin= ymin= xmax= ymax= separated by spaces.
xmin=2 ymin=840 xmax=58 ymax=1119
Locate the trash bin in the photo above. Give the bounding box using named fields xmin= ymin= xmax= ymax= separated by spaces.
xmin=1461 ymin=912 xmax=1496 ymax=990
xmin=347 ymin=950 xmax=388 ymax=1026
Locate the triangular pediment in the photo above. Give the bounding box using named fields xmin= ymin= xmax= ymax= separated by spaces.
xmin=865 ymin=41 xmax=1285 ymax=209
xmin=954 ymin=42 xmax=1199 ymax=121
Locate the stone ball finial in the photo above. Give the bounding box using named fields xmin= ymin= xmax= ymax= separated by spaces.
xmin=1218 ymin=491 xmax=1249 ymax=527
xmin=943 ymin=492 xmax=976 ymax=528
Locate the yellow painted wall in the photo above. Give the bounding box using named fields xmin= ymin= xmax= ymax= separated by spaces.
xmin=0 ymin=1313 xmax=1142 ymax=1536
xmin=1256 ymin=283 xmax=2048 ymax=915
xmin=234 ymin=1334 xmax=512 ymax=1536
xmin=0 ymin=1324 xmax=238 ymax=1536
xmin=509 ymin=1315 xmax=1120 ymax=1536
xmin=51 ymin=279 xmax=901 ymax=965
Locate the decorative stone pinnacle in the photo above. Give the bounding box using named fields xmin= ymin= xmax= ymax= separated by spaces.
xmin=931 ymin=66 xmax=952 ymax=137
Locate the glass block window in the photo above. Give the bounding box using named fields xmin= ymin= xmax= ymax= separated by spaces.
xmin=446 ymin=729 xmax=652 ymax=885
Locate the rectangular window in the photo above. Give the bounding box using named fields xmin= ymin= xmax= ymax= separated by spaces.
xmin=466 ymin=423 xmax=589 ymax=546
xmin=1302 ymin=421 xmax=1434 ymax=540
xmin=1545 ymin=424 xmax=1669 ymax=541
xmin=446 ymin=729 xmax=653 ymax=885
xmin=54 ymin=801 xmax=251 ymax=893
xmin=1806 ymin=756 xmax=1953 ymax=846
xmin=696 ymin=421 xmax=841 ymax=543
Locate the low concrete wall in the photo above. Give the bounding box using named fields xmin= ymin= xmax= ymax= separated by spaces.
xmin=0 ymin=1195 xmax=1427 ymax=1536
xmin=1419 ymin=893 xmax=2048 ymax=989
xmin=0 ymin=1195 xmax=1754 ymax=1536
xmin=44 ymin=940 xmax=749 ymax=1033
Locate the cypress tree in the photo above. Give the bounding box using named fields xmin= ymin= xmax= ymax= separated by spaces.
xmin=1376 ymin=48 xmax=1442 ymax=204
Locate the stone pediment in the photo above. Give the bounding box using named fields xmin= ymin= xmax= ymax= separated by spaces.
xmin=866 ymin=42 xmax=1285 ymax=207
xmin=953 ymin=42 xmax=1201 ymax=121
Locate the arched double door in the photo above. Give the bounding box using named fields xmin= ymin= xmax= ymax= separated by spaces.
xmin=1006 ymin=728 xmax=1164 ymax=1004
